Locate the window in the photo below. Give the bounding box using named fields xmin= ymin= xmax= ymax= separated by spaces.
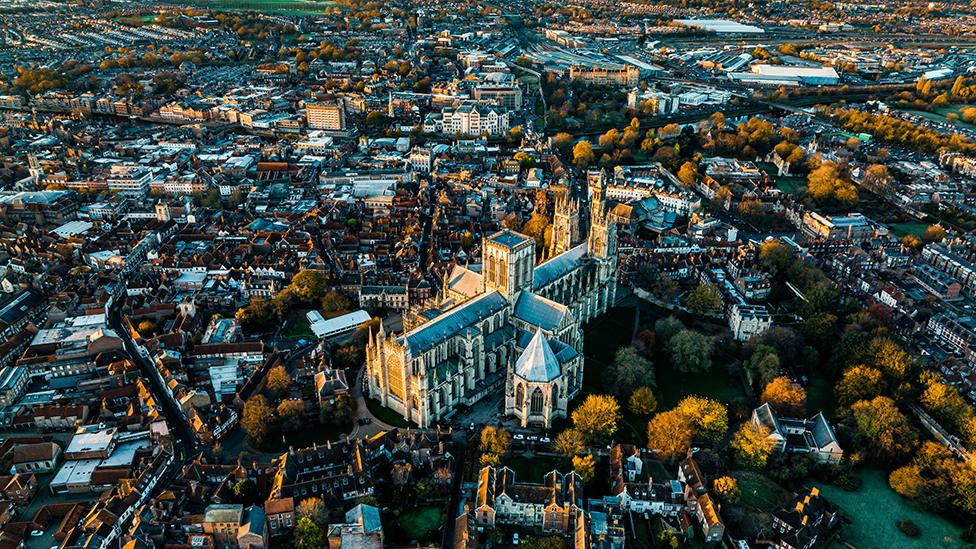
xmin=515 ymin=384 xmax=524 ymax=409
xmin=530 ymin=387 xmax=544 ymax=414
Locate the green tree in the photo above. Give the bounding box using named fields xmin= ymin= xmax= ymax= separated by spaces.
xmin=607 ymin=347 xmax=655 ymax=397
xmin=295 ymin=516 xmax=326 ymax=549
xmin=667 ymin=330 xmax=713 ymax=373
xmin=745 ymin=345 xmax=781 ymax=387
xmin=289 ymin=270 xmax=328 ymax=303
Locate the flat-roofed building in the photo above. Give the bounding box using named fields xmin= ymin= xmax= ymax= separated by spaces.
xmin=306 ymin=102 xmax=346 ymax=130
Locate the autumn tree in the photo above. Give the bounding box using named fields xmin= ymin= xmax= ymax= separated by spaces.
xmin=553 ymin=132 xmax=573 ymax=154
xmin=277 ymin=399 xmax=305 ymax=430
xmin=759 ymin=239 xmax=794 ymax=276
xmin=732 ymin=422 xmax=777 ymax=468
xmin=647 ymin=410 xmax=693 ymax=460
xmin=850 ymin=396 xmax=918 ymax=459
xmin=289 ymin=270 xmax=329 ymax=303
xmin=266 ymin=364 xmax=293 ymax=393
xmin=861 ymin=164 xmax=890 ymax=192
xmin=922 ymin=224 xmax=946 ymax=243
xmin=573 ymin=454 xmax=596 ymax=484
xmin=242 ymin=394 xmax=274 ymax=446
xmin=572 ymin=395 xmax=621 ymax=444
xmin=807 ymin=161 xmax=857 ymax=203
xmin=629 ymin=386 xmax=657 ymax=416
xmin=687 ymin=283 xmax=722 ymax=314
xmin=296 ymin=497 xmax=329 ymax=527
xmin=760 ymin=376 xmax=807 ymax=415
xmin=554 ymin=429 xmax=586 ymax=458
xmin=835 ymin=364 xmax=885 ymax=407
xmin=889 ymin=465 xmax=926 ymax=498
xmin=677 ymin=161 xmax=698 ymax=187
xmin=667 ymin=330 xmax=713 ymax=373
xmin=712 ymin=476 xmax=740 ymax=502
xmin=479 ymin=426 xmax=511 ymax=467
xmin=607 ymin=347 xmax=655 ymax=397
xmin=676 ymin=396 xmax=728 ymax=441
xmin=868 ymin=337 xmax=911 ymax=380
xmin=573 ymin=140 xmax=595 ymax=168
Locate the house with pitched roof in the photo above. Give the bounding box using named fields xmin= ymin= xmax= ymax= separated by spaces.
xmin=474 ymin=466 xmax=584 ymax=534
xmin=751 ymin=403 xmax=844 ymax=463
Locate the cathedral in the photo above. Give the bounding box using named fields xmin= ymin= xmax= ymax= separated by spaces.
xmin=365 ymin=171 xmax=619 ymax=428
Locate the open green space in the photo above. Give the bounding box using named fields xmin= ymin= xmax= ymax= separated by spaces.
xmin=775 ymin=176 xmax=806 ymax=195
xmin=384 ymin=506 xmax=443 ymax=544
xmin=654 ymin=360 xmax=747 ymax=410
xmin=896 ymin=104 xmax=976 ymax=132
xmin=282 ymin=308 xmax=314 ymax=339
xmin=733 ymin=471 xmax=791 ymax=512
xmin=804 ymin=377 xmax=835 ymax=417
xmin=365 ymin=397 xmax=414 ymax=428
xmin=814 ymin=467 xmax=965 ymax=548
xmin=257 ymin=415 xmax=353 ymax=452
xmin=508 ymin=452 xmax=564 ymax=480
xmin=889 ymin=222 xmax=928 ymax=238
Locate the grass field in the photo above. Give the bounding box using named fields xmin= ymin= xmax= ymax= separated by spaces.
xmin=733 ymin=471 xmax=791 ymax=512
xmin=804 ymin=377 xmax=835 ymax=417
xmin=889 ymin=222 xmax=928 ymax=238
xmin=655 ymin=360 xmax=747 ymax=410
xmin=365 ymin=397 xmax=414 ymax=427
xmin=386 ymin=506 xmax=443 ymax=544
xmin=815 ymin=468 xmax=965 ymax=548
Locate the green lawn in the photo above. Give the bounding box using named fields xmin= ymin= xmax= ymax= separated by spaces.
xmin=257 ymin=415 xmax=353 ymax=452
xmin=365 ymin=397 xmax=414 ymax=428
xmin=385 ymin=506 xmax=443 ymax=544
xmin=805 ymin=377 xmax=835 ymax=417
xmin=775 ymin=176 xmax=806 ymax=195
xmin=733 ymin=471 xmax=791 ymax=512
xmin=508 ymin=452 xmax=565 ymax=480
xmin=889 ymin=222 xmax=928 ymax=238
xmin=282 ymin=308 xmax=314 ymax=339
xmin=655 ymin=360 xmax=747 ymax=410
xmin=815 ymin=468 xmax=965 ymax=548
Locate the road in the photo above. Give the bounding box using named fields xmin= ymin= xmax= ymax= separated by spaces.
xmin=107 ymin=294 xmax=198 ymax=462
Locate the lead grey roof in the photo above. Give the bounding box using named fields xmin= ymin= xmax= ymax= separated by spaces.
xmin=514 ymin=329 xmax=562 ymax=382
xmin=446 ymin=264 xmax=484 ymax=298
xmin=513 ymin=291 xmax=568 ymax=332
xmin=533 ymin=242 xmax=588 ymax=289
xmin=487 ymin=229 xmax=532 ymax=249
xmin=401 ymin=291 xmax=508 ymax=353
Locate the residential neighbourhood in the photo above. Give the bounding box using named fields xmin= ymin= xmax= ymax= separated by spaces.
xmin=0 ymin=0 xmax=975 ymax=548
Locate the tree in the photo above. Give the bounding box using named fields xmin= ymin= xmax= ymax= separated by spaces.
xmin=479 ymin=426 xmax=511 ymax=464
xmin=242 ymin=394 xmax=274 ymax=445
xmin=687 ymin=283 xmax=722 ymax=314
xmin=850 ymin=396 xmax=918 ymax=459
xmin=555 ymin=429 xmax=586 ymax=458
xmin=573 ymin=140 xmax=595 ymax=168
xmin=868 ymin=337 xmax=911 ymax=380
xmin=296 ymin=497 xmax=329 ymax=527
xmin=654 ymin=316 xmax=684 ymax=345
xmin=676 ymin=396 xmax=728 ymax=440
xmin=321 ymin=290 xmax=351 ymax=312
xmin=289 ymin=270 xmax=328 ymax=303
xmin=713 ymin=476 xmax=740 ymax=502
xmin=922 ymin=224 xmax=946 ymax=243
xmin=919 ymin=374 xmax=971 ymax=428
xmin=295 ymin=516 xmax=326 ymax=549
xmin=277 ymin=399 xmax=305 ymax=430
xmin=732 ymin=422 xmax=777 ymax=468
xmin=607 ymin=347 xmax=655 ymax=397
xmin=950 ymin=463 xmax=976 ymax=514
xmin=760 ymin=376 xmax=807 ymax=415
xmin=572 ymin=454 xmax=596 ymax=484
xmin=232 ymin=478 xmax=258 ymax=505
xmin=807 ymin=161 xmax=857 ymax=203
xmin=862 ymin=164 xmax=890 ymax=192
xmin=646 ymin=410 xmax=693 ymax=460
xmin=835 ymin=365 xmax=885 ymax=407
xmin=572 ymin=395 xmax=621 ymax=444
xmin=137 ymin=320 xmax=154 ymax=333
xmin=266 ymin=364 xmax=293 ymax=393
xmin=667 ymin=330 xmax=712 ymax=373
xmin=759 ymin=239 xmax=794 ymax=276
xmin=522 ymin=537 xmax=566 ymax=549
xmin=629 ymin=386 xmax=657 ymax=416
xmin=677 ymin=161 xmax=698 ymax=187
xmin=746 ymin=345 xmax=781 ymax=387
xmin=657 ymin=530 xmax=680 ymax=549
xmin=553 ymin=132 xmax=573 ymax=154
xmin=890 ymin=465 xmax=926 ymax=498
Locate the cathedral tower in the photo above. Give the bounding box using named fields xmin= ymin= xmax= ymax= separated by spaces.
xmin=550 ymin=190 xmax=580 ymax=257
xmin=483 ymin=229 xmax=535 ymax=299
